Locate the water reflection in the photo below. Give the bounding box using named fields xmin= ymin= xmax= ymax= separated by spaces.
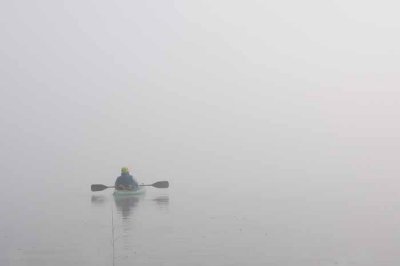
xmin=91 ymin=193 xmax=170 ymax=217
xmin=90 ymin=195 xmax=107 ymax=205
xmin=152 ymin=195 xmax=170 ymax=210
xmin=113 ymin=194 xmax=144 ymax=219
xmin=113 ymin=194 xmax=170 ymax=219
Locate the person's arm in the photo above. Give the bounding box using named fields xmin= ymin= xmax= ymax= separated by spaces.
xmin=129 ymin=175 xmax=139 ymax=188
xmin=115 ymin=176 xmax=125 ymax=189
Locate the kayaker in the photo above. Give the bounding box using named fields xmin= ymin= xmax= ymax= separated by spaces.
xmin=115 ymin=167 xmax=139 ymax=190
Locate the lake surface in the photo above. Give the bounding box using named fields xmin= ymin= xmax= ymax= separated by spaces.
xmin=1 ymin=172 xmax=398 ymax=266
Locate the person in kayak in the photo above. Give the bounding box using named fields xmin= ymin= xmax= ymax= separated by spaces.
xmin=115 ymin=167 xmax=139 ymax=190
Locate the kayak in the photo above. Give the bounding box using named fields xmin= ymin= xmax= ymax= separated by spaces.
xmin=113 ymin=187 xmax=146 ymax=196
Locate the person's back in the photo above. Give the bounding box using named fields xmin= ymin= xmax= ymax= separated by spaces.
xmin=115 ymin=167 xmax=139 ymax=190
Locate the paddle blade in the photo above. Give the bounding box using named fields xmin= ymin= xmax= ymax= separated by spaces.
xmin=91 ymin=184 xmax=109 ymax=191
xmin=151 ymin=181 xmax=169 ymax=188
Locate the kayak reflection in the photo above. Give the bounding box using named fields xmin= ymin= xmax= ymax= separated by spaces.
xmin=113 ymin=193 xmax=145 ymax=219
xmin=113 ymin=193 xmax=170 ymax=219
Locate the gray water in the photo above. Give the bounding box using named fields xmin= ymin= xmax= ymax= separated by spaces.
xmin=2 ymin=1 xmax=400 ymax=265
xmin=1 ymin=170 xmax=399 ymax=266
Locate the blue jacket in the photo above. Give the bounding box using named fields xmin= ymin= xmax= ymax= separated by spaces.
xmin=115 ymin=173 xmax=139 ymax=188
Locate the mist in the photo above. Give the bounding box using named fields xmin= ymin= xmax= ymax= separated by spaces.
xmin=1 ymin=1 xmax=399 ymax=265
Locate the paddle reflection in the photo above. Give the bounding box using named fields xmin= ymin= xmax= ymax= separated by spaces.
xmin=152 ymin=195 xmax=170 ymax=210
xmin=90 ymin=195 xmax=107 ymax=205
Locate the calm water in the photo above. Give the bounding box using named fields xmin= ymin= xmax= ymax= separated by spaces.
xmin=1 ymin=172 xmax=398 ymax=266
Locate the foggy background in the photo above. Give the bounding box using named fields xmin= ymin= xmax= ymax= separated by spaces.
xmin=1 ymin=1 xmax=399 ymax=265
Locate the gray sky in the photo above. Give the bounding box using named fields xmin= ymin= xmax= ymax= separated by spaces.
xmin=1 ymin=1 xmax=400 ymax=186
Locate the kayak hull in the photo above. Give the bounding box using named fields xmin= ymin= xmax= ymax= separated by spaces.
xmin=113 ymin=187 xmax=146 ymax=196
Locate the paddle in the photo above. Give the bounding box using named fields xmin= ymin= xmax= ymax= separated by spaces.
xmin=91 ymin=181 xmax=169 ymax=192
xmin=140 ymin=181 xmax=169 ymax=188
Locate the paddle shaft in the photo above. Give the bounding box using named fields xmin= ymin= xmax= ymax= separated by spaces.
xmin=91 ymin=181 xmax=169 ymax=191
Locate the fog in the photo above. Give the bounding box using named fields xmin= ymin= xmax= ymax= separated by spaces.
xmin=1 ymin=1 xmax=400 ymax=265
